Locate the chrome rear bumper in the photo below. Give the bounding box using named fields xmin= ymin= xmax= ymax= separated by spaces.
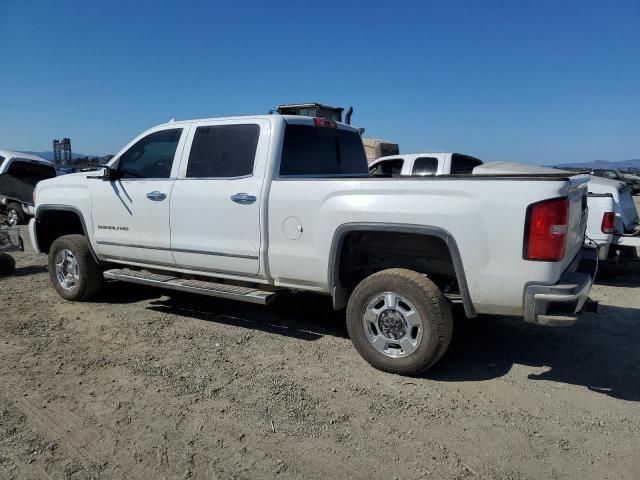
xmin=524 ymin=246 xmax=598 ymax=326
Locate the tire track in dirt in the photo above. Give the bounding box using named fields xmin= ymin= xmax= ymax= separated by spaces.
xmin=11 ymin=392 xmax=148 ymax=480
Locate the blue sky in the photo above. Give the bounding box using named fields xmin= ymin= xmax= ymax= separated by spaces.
xmin=0 ymin=0 xmax=638 ymax=164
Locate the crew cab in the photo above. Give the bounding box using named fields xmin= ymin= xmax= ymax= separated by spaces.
xmin=30 ymin=115 xmax=596 ymax=375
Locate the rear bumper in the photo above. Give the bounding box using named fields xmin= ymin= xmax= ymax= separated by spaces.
xmin=524 ymin=246 xmax=598 ymax=326
xmin=612 ymin=235 xmax=640 ymax=248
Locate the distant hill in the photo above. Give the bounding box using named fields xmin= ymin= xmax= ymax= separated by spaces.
xmin=21 ymin=151 xmax=98 ymax=162
xmin=555 ymin=159 xmax=640 ymax=170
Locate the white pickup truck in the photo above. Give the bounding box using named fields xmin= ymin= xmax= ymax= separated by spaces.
xmin=368 ymin=152 xmax=483 ymax=176
xmin=586 ymin=176 xmax=640 ymax=261
xmin=29 ymin=115 xmax=597 ymax=375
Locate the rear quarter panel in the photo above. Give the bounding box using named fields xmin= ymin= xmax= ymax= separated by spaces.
xmin=268 ymin=177 xmax=579 ymax=316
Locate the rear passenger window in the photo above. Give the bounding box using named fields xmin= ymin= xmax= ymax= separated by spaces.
xmin=187 ymin=124 xmax=260 ymax=178
xmin=450 ymin=154 xmax=483 ymax=174
xmin=412 ymin=157 xmax=438 ymax=176
xmin=280 ymin=125 xmax=368 ymax=176
xmin=369 ymin=159 xmax=404 ymax=176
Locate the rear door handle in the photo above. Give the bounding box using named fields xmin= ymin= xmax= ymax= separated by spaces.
xmin=146 ymin=191 xmax=167 ymax=201
xmin=230 ymin=193 xmax=256 ymax=205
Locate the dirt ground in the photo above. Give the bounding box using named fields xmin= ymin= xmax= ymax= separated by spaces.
xmin=1 ymin=211 xmax=639 ymax=479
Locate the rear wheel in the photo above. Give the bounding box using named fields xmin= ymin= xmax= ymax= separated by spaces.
xmin=6 ymin=203 xmax=24 ymax=226
xmin=346 ymin=268 xmax=453 ymax=375
xmin=48 ymin=234 xmax=103 ymax=301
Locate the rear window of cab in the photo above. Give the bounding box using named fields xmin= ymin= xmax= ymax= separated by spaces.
xmin=279 ymin=125 xmax=368 ymax=177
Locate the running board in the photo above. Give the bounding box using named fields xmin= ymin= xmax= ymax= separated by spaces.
xmin=103 ymin=269 xmax=276 ymax=305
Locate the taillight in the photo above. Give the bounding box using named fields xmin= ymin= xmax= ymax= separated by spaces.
xmin=524 ymin=197 xmax=569 ymax=261
xmin=601 ymin=212 xmax=615 ymax=234
xmin=313 ymin=117 xmax=336 ymax=128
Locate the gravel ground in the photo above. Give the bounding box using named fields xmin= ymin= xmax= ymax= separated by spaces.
xmin=1 ymin=213 xmax=639 ymax=480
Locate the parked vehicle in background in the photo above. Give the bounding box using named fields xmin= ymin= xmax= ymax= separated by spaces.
xmin=30 ymin=114 xmax=596 ymax=375
xmin=369 ymin=152 xmax=483 ymax=176
xmin=619 ymin=171 xmax=640 ymax=193
xmin=362 ymin=138 xmax=400 ymax=163
xmin=57 ymin=166 xmax=77 ymax=175
xmin=377 ymin=155 xmax=640 ymax=264
xmin=586 ymin=176 xmax=640 ymax=262
xmin=0 ymin=211 xmax=23 ymax=275
xmin=0 ymin=150 xmax=57 ymax=225
xmin=590 ymin=169 xmax=640 ymax=194
xmin=274 ymin=103 xmax=399 ymax=162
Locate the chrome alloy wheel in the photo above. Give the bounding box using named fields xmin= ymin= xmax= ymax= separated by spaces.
xmin=362 ymin=292 xmax=423 ymax=358
xmin=6 ymin=209 xmax=18 ymax=226
xmin=55 ymin=249 xmax=79 ymax=290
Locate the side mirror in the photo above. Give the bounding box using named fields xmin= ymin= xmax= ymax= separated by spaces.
xmin=86 ymin=166 xmax=119 ymax=181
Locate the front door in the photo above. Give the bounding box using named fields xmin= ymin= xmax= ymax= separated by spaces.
xmin=91 ymin=127 xmax=186 ymax=265
xmin=169 ymin=119 xmax=269 ymax=276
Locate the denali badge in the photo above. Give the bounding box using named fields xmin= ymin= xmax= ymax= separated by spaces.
xmin=97 ymin=225 xmax=129 ymax=231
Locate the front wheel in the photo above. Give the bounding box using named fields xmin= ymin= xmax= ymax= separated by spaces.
xmin=346 ymin=268 xmax=453 ymax=376
xmin=48 ymin=234 xmax=103 ymax=301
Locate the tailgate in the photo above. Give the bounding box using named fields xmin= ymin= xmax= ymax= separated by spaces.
xmin=619 ymin=186 xmax=640 ymax=232
xmin=562 ymin=176 xmax=589 ymax=271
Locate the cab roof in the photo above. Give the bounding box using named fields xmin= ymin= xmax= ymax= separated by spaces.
xmin=156 ymin=114 xmax=357 ymax=131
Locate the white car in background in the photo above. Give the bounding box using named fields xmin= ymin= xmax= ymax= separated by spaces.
xmin=586 ymin=176 xmax=640 ymax=261
xmin=370 ymin=154 xmax=640 ymax=262
xmin=369 ymin=152 xmax=483 ymax=176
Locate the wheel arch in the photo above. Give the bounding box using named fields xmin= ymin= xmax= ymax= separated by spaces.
xmin=34 ymin=205 xmax=101 ymax=264
xmin=328 ymin=222 xmax=476 ymax=317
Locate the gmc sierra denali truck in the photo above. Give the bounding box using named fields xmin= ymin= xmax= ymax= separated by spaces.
xmin=30 ymin=115 xmax=597 ymax=375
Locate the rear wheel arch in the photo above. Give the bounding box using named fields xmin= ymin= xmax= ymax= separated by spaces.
xmin=328 ymin=223 xmax=476 ymax=317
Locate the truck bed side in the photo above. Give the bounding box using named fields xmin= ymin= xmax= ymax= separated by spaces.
xmin=268 ymin=175 xmax=588 ymax=316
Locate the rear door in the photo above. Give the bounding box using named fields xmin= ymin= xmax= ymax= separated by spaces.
xmin=169 ymin=118 xmax=270 ymax=276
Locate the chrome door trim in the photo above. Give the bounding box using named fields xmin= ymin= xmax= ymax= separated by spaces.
xmin=96 ymin=240 xmax=258 ymax=260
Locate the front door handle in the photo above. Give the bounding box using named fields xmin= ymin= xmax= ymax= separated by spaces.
xmin=146 ymin=191 xmax=167 ymax=201
xmin=230 ymin=193 xmax=256 ymax=205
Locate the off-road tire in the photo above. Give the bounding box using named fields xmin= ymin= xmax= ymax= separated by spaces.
xmin=6 ymin=203 xmax=25 ymax=225
xmin=0 ymin=253 xmax=16 ymax=275
xmin=346 ymin=268 xmax=453 ymax=376
xmin=48 ymin=234 xmax=103 ymax=301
